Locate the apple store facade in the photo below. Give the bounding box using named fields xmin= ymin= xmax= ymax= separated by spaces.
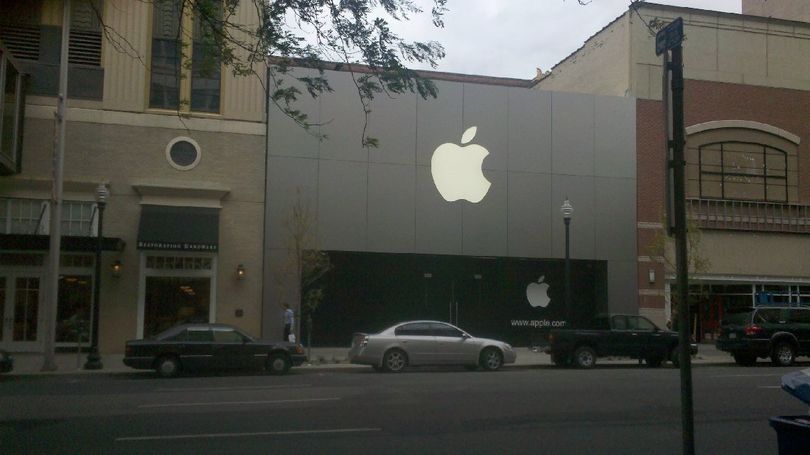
xmin=264 ymin=67 xmax=637 ymax=346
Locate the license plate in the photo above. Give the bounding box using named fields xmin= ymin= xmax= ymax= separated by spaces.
xmin=729 ymin=333 xmax=736 ymax=339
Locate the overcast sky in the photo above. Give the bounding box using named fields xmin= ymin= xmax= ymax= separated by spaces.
xmin=386 ymin=0 xmax=742 ymax=79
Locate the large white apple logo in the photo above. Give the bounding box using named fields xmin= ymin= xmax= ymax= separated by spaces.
xmin=526 ymin=276 xmax=551 ymax=308
xmin=431 ymin=126 xmax=491 ymax=203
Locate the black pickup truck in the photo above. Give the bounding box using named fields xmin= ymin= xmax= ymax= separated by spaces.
xmin=545 ymin=314 xmax=696 ymax=369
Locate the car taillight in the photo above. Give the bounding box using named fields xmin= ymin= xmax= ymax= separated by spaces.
xmin=548 ymin=334 xmax=555 ymax=344
xmin=295 ymin=345 xmax=305 ymax=354
xmin=744 ymin=324 xmax=765 ymax=336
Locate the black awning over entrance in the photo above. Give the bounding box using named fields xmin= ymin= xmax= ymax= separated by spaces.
xmin=0 ymin=234 xmax=125 ymax=252
xmin=137 ymin=205 xmax=219 ymax=252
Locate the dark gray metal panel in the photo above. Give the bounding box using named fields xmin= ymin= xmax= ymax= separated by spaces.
xmin=368 ymin=91 xmax=417 ymax=165
xmin=595 ymin=177 xmax=637 ymax=261
xmin=595 ymin=95 xmax=636 ymax=179
xmin=508 ymin=88 xmax=551 ymax=174
xmin=319 ymin=71 xmax=369 ymax=162
xmin=414 ymin=165 xmax=462 ymax=255
xmin=318 ymin=160 xmax=368 ymax=251
xmin=551 ymin=91 xmax=595 ymax=176
xmin=268 ymin=68 xmax=319 ymax=159
xmin=367 ymin=163 xmax=416 ymax=253
xmin=550 ymin=174 xmax=595 ymax=259
xmin=462 ymin=83 xmax=508 ymax=171
xmin=266 ymin=156 xmax=318 ymax=249
xmin=461 ymin=169 xmax=507 ymax=256
xmin=607 ymin=260 xmax=639 ymax=314
xmin=507 ymin=171 xmax=552 ymax=258
xmin=416 ymin=80 xmax=463 ymax=167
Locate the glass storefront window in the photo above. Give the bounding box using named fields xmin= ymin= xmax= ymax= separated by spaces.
xmin=144 ymin=276 xmax=210 ymax=337
xmin=709 ymin=284 xmax=753 ymax=294
xmin=56 ymin=275 xmax=91 ymax=343
xmin=13 ymin=277 xmax=38 ymax=341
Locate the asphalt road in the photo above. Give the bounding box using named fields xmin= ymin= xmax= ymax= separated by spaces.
xmin=1 ymin=363 xmax=808 ymax=455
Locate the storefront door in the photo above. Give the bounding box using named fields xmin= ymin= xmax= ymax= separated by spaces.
xmin=0 ymin=273 xmax=42 ymax=351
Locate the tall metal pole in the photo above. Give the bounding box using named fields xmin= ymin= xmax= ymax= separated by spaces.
xmin=84 ymin=185 xmax=106 ymax=370
xmin=561 ymin=198 xmax=573 ymax=328
xmin=671 ymin=44 xmax=695 ymax=455
xmin=564 ymin=218 xmax=571 ymax=327
xmin=41 ymin=0 xmax=71 ymax=372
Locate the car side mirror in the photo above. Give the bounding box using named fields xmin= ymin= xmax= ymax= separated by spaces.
xmin=461 ymin=333 xmax=471 ymax=340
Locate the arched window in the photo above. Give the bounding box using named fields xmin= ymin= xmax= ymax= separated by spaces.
xmin=686 ymin=121 xmax=799 ymax=203
xmin=697 ymin=142 xmax=788 ymax=202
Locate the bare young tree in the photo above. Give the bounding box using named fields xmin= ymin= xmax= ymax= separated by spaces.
xmin=648 ymin=212 xmax=711 ymax=330
xmin=277 ymin=189 xmax=332 ymax=355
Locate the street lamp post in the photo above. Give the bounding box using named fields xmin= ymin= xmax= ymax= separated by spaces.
xmin=84 ymin=184 xmax=108 ymax=370
xmin=561 ymin=199 xmax=574 ymax=328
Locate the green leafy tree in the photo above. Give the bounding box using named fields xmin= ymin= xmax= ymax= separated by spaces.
xmin=92 ymin=0 xmax=448 ymax=146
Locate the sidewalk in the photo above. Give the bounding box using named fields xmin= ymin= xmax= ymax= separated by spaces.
xmin=3 ymin=343 xmax=733 ymax=376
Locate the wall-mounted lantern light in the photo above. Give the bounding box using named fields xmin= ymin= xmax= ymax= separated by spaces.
xmin=648 ymin=268 xmax=656 ymax=284
xmin=111 ymin=260 xmax=122 ymax=277
xmin=236 ymin=264 xmax=246 ymax=280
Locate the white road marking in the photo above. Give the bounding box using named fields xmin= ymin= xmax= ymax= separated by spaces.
xmin=711 ymin=374 xmax=783 ymax=378
xmin=138 ymin=397 xmax=340 ymax=408
xmin=154 ymin=384 xmax=311 ymax=392
xmin=116 ymin=427 xmax=382 ymax=442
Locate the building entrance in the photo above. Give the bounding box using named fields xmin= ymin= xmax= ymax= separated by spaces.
xmin=0 ymin=274 xmax=41 ymax=351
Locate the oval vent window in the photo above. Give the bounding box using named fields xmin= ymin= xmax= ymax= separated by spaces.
xmin=165 ymin=137 xmax=202 ymax=171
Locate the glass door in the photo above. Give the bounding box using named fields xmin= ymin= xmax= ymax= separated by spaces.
xmin=0 ymin=273 xmax=42 ymax=351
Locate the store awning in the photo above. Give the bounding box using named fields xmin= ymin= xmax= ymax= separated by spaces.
xmin=137 ymin=205 xmax=219 ymax=252
xmin=0 ymin=234 xmax=125 ymax=252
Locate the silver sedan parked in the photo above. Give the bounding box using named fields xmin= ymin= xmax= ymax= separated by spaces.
xmin=348 ymin=320 xmax=516 ymax=372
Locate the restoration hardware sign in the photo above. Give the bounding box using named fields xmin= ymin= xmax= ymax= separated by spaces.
xmin=136 ymin=240 xmax=218 ymax=251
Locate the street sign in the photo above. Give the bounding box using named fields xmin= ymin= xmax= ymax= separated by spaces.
xmin=655 ymin=17 xmax=684 ymax=56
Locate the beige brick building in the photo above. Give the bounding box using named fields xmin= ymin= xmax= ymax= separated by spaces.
xmin=0 ymin=0 xmax=266 ymax=354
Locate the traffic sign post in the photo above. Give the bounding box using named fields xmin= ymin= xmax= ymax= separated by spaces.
xmin=656 ymin=17 xmax=695 ymax=455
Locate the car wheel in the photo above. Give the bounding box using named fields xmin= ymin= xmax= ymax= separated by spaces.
xmin=573 ymin=346 xmax=596 ymax=369
xmin=771 ymin=342 xmax=796 ymax=367
xmin=645 ymin=355 xmax=664 ymax=368
xmin=267 ymin=353 xmax=291 ymax=375
xmin=155 ymin=356 xmax=181 ymax=378
xmin=480 ymin=348 xmax=503 ymax=371
xmin=383 ymin=349 xmax=408 ymax=373
xmin=733 ymin=353 xmax=757 ymax=366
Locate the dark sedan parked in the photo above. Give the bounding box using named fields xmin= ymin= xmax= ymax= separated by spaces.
xmin=124 ymin=323 xmax=307 ymax=377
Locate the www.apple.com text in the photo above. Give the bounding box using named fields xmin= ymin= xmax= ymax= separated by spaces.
xmin=510 ymin=319 xmax=567 ymax=328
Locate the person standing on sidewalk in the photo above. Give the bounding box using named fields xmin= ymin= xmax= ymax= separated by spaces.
xmin=283 ymin=303 xmax=295 ymax=342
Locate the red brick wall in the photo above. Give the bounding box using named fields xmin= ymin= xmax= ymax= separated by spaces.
xmin=636 ymin=79 xmax=810 ymax=310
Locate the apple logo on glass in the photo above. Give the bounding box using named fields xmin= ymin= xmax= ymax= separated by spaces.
xmin=431 ymin=126 xmax=491 ymax=203
xmin=526 ymin=276 xmax=551 ymax=308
